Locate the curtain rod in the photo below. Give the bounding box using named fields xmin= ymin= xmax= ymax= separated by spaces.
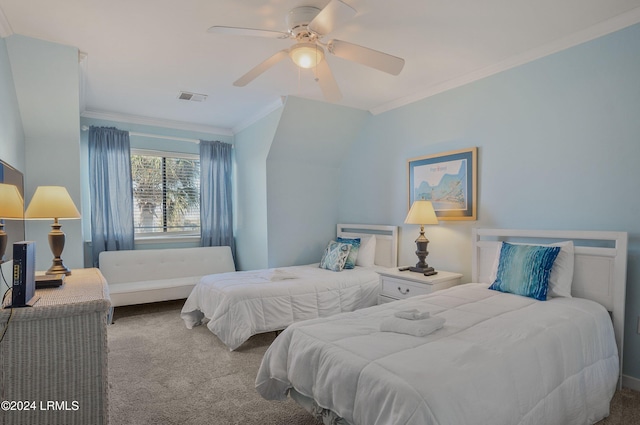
xmin=129 ymin=131 xmax=200 ymax=144
xmin=81 ymin=125 xmax=199 ymax=144
xmin=80 ymin=125 xmax=222 ymax=145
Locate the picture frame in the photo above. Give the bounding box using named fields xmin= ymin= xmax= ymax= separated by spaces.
xmin=407 ymin=147 xmax=477 ymax=221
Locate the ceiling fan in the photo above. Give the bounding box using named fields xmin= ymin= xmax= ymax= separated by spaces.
xmin=208 ymin=0 xmax=405 ymax=102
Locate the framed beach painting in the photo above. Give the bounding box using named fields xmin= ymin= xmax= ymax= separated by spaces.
xmin=407 ymin=147 xmax=477 ymax=221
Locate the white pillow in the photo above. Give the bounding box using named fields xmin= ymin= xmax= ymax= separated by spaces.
xmin=489 ymin=240 xmax=574 ymax=298
xmin=355 ymin=236 xmax=376 ymax=267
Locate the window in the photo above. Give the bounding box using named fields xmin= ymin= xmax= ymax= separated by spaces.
xmin=131 ymin=149 xmax=200 ymax=236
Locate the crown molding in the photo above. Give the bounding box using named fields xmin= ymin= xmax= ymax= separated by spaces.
xmin=0 ymin=6 xmax=13 ymax=38
xmin=81 ymin=109 xmax=234 ymax=136
xmin=232 ymin=96 xmax=286 ymax=134
xmin=370 ymin=6 xmax=640 ymax=116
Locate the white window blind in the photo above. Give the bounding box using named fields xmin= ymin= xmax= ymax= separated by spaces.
xmin=131 ymin=149 xmax=200 ymax=236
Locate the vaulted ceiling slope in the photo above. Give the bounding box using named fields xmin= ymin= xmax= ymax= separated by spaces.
xmin=1 ymin=0 xmax=639 ymax=133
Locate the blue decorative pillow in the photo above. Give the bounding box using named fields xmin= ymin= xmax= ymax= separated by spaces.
xmin=319 ymin=241 xmax=352 ymax=272
xmin=489 ymin=242 xmax=561 ymax=301
xmin=336 ymin=237 xmax=361 ymax=269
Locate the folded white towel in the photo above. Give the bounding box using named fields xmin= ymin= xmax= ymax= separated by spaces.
xmin=380 ymin=316 xmax=445 ymax=337
xmin=266 ymin=269 xmax=299 ymax=281
xmin=254 ymin=269 xmax=299 ymax=281
xmin=394 ymin=309 xmax=430 ymax=320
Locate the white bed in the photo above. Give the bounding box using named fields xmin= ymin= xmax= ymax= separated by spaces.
xmin=256 ymin=228 xmax=627 ymax=425
xmin=181 ymin=224 xmax=398 ymax=350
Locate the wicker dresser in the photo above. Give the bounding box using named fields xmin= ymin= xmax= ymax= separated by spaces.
xmin=1 ymin=268 xmax=111 ymax=425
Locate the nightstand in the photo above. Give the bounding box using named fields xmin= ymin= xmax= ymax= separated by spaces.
xmin=377 ymin=268 xmax=463 ymax=304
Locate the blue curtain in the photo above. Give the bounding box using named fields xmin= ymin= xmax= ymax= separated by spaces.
xmin=199 ymin=140 xmax=234 ymax=256
xmin=88 ymin=126 xmax=135 ymax=266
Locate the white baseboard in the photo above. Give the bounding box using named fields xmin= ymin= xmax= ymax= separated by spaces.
xmin=622 ymin=374 xmax=640 ymax=391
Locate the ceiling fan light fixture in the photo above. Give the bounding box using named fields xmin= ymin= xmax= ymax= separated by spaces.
xmin=289 ymin=43 xmax=324 ymax=69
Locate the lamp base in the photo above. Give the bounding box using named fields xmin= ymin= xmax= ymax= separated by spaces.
xmin=47 ymin=219 xmax=72 ymax=276
xmin=409 ymin=265 xmax=435 ymax=274
xmin=46 ymin=260 xmax=72 ymax=276
xmin=411 ymin=231 xmax=433 ymax=274
xmin=0 ymin=229 xmax=6 ymax=263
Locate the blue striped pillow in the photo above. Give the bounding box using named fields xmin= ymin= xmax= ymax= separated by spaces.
xmin=489 ymin=242 xmax=561 ymax=301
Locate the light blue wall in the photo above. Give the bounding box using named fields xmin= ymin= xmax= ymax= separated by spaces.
xmin=6 ymin=35 xmax=83 ymax=272
xmin=338 ymin=23 xmax=640 ymax=381
xmin=266 ymin=96 xmax=368 ymax=267
xmin=234 ymin=107 xmax=283 ymax=271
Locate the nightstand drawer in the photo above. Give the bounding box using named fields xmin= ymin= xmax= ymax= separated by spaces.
xmin=381 ymin=276 xmax=432 ymax=300
xmin=376 ymin=269 xmax=463 ymax=304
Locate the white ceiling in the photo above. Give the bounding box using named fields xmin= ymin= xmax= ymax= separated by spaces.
xmin=1 ymin=0 xmax=640 ymax=134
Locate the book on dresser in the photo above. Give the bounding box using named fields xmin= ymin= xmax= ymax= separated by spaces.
xmin=35 ymin=273 xmax=65 ymax=288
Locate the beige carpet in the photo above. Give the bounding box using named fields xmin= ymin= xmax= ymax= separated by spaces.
xmin=108 ymin=300 xmax=317 ymax=425
xmin=108 ymin=300 xmax=640 ymax=425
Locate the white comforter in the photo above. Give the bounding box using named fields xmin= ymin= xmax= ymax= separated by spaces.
xmin=256 ymin=283 xmax=619 ymax=425
xmin=181 ymin=264 xmax=381 ymax=350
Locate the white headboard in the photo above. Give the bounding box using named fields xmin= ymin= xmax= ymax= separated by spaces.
xmin=337 ymin=224 xmax=398 ymax=268
xmin=472 ymin=228 xmax=628 ymax=387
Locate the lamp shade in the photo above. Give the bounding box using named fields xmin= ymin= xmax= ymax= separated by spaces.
xmin=0 ymin=183 xmax=24 ymax=219
xmin=25 ymin=186 xmax=81 ymax=219
xmin=405 ymin=200 xmax=439 ymax=225
xmin=289 ymin=43 xmax=324 ymax=69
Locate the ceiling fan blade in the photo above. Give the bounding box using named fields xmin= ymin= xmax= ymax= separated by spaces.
xmin=327 ymin=39 xmax=405 ymax=75
xmin=233 ymin=50 xmax=290 ymax=87
xmin=308 ymin=0 xmax=356 ymax=36
xmin=313 ymin=60 xmax=342 ymax=102
xmin=208 ymin=26 xmax=289 ymax=39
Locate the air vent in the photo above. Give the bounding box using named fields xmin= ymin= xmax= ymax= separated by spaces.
xmin=177 ymin=91 xmax=208 ymax=102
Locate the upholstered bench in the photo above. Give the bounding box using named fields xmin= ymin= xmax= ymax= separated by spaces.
xmin=99 ymin=246 xmax=235 ymax=307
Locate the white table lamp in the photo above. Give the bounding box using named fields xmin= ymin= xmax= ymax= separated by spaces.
xmin=25 ymin=186 xmax=81 ymax=275
xmin=404 ymin=200 xmax=439 ymax=273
